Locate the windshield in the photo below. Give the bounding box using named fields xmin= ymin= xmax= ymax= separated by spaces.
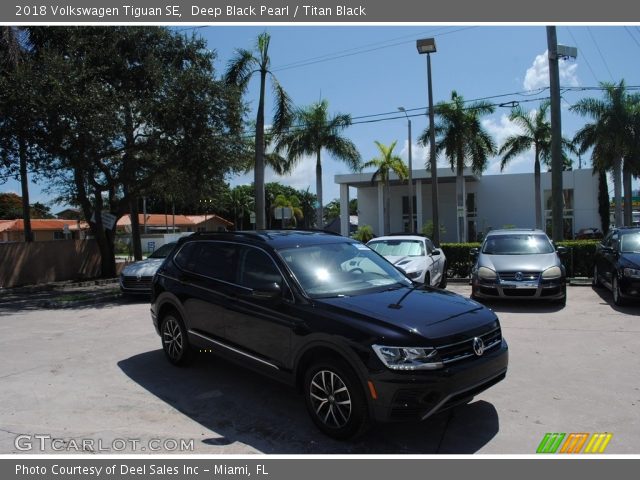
xmin=278 ymin=242 xmax=412 ymax=298
xmin=482 ymin=234 xmax=555 ymax=255
xmin=620 ymin=232 xmax=640 ymax=253
xmin=368 ymin=239 xmax=424 ymax=257
xmin=148 ymin=242 xmax=176 ymax=259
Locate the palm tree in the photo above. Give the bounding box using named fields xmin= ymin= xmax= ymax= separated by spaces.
xmin=271 ymin=193 xmax=303 ymax=228
xmin=228 ymin=187 xmax=253 ymax=230
xmin=571 ymin=80 xmax=639 ymax=227
xmin=498 ymin=102 xmax=573 ymax=229
xmin=363 ymin=141 xmax=408 ymax=235
xmin=0 ymin=26 xmax=33 ymax=242
xmin=225 ymin=32 xmax=293 ymax=230
xmin=276 ymin=99 xmax=361 ymax=226
xmin=420 ymin=91 xmax=496 ymax=242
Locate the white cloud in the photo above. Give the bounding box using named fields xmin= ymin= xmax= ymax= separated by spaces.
xmin=523 ymin=50 xmax=579 ymax=90
xmin=482 ymin=114 xmax=533 ymax=174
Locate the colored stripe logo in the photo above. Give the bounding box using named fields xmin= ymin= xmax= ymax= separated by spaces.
xmin=537 ymin=433 xmax=612 ymax=454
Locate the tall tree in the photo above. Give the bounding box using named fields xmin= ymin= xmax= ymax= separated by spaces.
xmin=225 ymin=32 xmax=293 ymax=230
xmin=498 ymin=102 xmax=573 ymax=229
xmin=276 ymin=99 xmax=361 ymax=226
xmin=420 ymin=91 xmax=496 ymax=242
xmin=363 ymin=141 xmax=408 ymax=235
xmin=0 ymin=27 xmax=36 ymax=242
xmin=272 ymin=193 xmax=303 ymax=228
xmin=228 ymin=186 xmax=254 ymax=230
xmin=571 ymin=80 xmax=639 ymax=227
xmin=32 ymin=27 xmax=245 ymax=277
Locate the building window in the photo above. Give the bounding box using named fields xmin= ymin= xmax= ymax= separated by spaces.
xmin=544 ymin=189 xmax=574 ymax=238
xmin=401 ymin=196 xmax=417 ymax=232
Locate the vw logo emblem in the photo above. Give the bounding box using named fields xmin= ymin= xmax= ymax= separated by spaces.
xmin=472 ymin=337 xmax=485 ymax=356
xmin=136 ymin=274 xmax=142 ymax=281
xmin=515 ymin=271 xmax=523 ymax=281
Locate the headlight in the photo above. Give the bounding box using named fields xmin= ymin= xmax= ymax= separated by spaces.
xmin=623 ymin=268 xmax=640 ymax=278
xmin=478 ymin=266 xmax=497 ymax=280
xmin=406 ymin=270 xmax=423 ymax=279
xmin=372 ymin=345 xmax=443 ymax=370
xmin=542 ymin=266 xmax=562 ymax=279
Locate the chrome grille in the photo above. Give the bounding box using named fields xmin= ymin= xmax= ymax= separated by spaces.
xmin=498 ymin=271 xmax=540 ymax=282
xmin=436 ymin=327 xmax=502 ymax=364
xmin=121 ymin=276 xmax=153 ymax=290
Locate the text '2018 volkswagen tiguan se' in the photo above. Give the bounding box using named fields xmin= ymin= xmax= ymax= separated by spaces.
xmin=151 ymin=231 xmax=508 ymax=439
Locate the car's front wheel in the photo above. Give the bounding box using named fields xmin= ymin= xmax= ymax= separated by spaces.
xmin=439 ymin=263 xmax=448 ymax=289
xmin=303 ymin=358 xmax=369 ymax=440
xmin=612 ymin=274 xmax=626 ymax=306
xmin=160 ymin=310 xmax=194 ymax=366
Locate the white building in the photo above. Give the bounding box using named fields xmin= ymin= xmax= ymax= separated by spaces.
xmin=335 ymin=168 xmax=600 ymax=242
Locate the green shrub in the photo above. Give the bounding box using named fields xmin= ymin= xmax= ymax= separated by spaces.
xmin=556 ymin=240 xmax=599 ymax=277
xmin=352 ymin=225 xmax=374 ymax=243
xmin=441 ymin=242 xmax=481 ymax=278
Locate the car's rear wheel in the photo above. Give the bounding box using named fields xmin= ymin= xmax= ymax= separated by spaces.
xmin=592 ymin=265 xmax=603 ymax=288
xmin=303 ymin=358 xmax=369 ymax=440
xmin=160 ymin=310 xmax=194 ymax=366
xmin=612 ymin=275 xmax=626 ymax=306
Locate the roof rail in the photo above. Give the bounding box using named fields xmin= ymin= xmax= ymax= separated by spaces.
xmin=191 ymin=231 xmax=267 ymax=242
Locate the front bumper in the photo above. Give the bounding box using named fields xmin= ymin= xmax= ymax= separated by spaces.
xmin=367 ymin=339 xmax=508 ymax=423
xmin=619 ymin=276 xmax=640 ymax=299
xmin=472 ymin=276 xmax=566 ymax=300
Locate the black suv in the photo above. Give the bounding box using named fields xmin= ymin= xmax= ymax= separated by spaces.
xmin=151 ymin=231 xmax=508 ymax=439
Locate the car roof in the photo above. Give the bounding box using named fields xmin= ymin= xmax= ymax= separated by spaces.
xmin=485 ymin=229 xmax=547 ymax=237
xmin=183 ymin=230 xmax=354 ymax=249
xmin=369 ymin=235 xmax=428 ymax=242
xmin=613 ymin=227 xmax=640 ymax=234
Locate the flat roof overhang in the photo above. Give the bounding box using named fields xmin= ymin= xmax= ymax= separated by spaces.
xmin=335 ymin=167 xmax=480 ymax=188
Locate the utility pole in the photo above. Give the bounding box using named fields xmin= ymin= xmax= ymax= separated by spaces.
xmin=547 ymin=26 xmax=564 ymax=241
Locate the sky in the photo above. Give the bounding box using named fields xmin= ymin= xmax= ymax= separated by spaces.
xmin=3 ymin=25 xmax=640 ymax=212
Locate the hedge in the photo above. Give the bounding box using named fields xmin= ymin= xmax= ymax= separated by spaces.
xmin=440 ymin=240 xmax=600 ymax=279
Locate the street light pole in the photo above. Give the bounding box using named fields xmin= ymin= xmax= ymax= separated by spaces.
xmin=399 ymin=107 xmax=414 ymax=232
xmin=417 ymin=37 xmax=440 ymax=246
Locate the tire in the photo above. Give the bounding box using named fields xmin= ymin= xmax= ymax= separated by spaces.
xmin=303 ymin=358 xmax=370 ymax=440
xmin=424 ymin=272 xmax=431 ymax=287
xmin=612 ymin=275 xmax=626 ymax=306
xmin=438 ymin=263 xmax=448 ymax=289
xmin=592 ymin=265 xmax=603 ymax=289
xmin=555 ymin=286 xmax=567 ymax=307
xmin=160 ymin=310 xmax=194 ymax=366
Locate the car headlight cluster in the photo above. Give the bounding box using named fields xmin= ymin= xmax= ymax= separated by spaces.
xmin=406 ymin=270 xmax=423 ymax=280
xmin=372 ymin=345 xmax=443 ymax=370
xmin=478 ymin=266 xmax=497 ymax=280
xmin=541 ymin=266 xmax=562 ymax=279
xmin=623 ymin=268 xmax=640 ymax=278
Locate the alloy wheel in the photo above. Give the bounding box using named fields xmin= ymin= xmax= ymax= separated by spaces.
xmin=162 ymin=316 xmax=184 ymax=361
xmin=309 ymin=370 xmax=352 ymax=429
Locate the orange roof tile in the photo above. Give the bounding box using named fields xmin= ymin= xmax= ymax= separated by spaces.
xmin=0 ymin=219 xmax=89 ymax=232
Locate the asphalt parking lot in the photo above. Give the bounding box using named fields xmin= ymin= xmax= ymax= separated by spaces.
xmin=0 ymin=284 xmax=638 ymax=454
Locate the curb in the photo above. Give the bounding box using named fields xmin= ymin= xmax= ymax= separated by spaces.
xmin=41 ymin=291 xmax=122 ymax=309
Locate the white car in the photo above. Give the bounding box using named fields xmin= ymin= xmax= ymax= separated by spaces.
xmin=367 ymin=235 xmax=447 ymax=288
xmin=119 ymin=242 xmax=177 ymax=295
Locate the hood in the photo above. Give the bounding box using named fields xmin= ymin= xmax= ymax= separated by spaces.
xmin=620 ymin=252 xmax=640 ymax=268
xmin=384 ymin=255 xmax=425 ymax=272
xmin=479 ymin=252 xmax=559 ymax=272
xmin=315 ymin=287 xmax=497 ymax=342
xmin=121 ymin=258 xmax=165 ymax=277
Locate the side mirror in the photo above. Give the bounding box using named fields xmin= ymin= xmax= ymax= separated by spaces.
xmin=470 ymin=247 xmax=479 ymax=259
xmin=249 ymin=282 xmax=282 ymax=301
xmin=556 ymin=246 xmax=568 ymax=256
xmin=600 ymin=246 xmax=614 ymax=255
xmin=431 ymin=249 xmax=441 ymax=256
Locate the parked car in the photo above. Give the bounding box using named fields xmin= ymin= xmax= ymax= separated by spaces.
xmin=367 ymin=234 xmax=447 ymax=288
xmin=119 ymin=242 xmax=177 ymax=295
xmin=151 ymin=231 xmax=508 ymax=439
xmin=576 ymin=227 xmax=604 ymax=240
xmin=593 ymin=227 xmax=640 ymax=306
xmin=470 ymin=229 xmax=567 ymax=305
